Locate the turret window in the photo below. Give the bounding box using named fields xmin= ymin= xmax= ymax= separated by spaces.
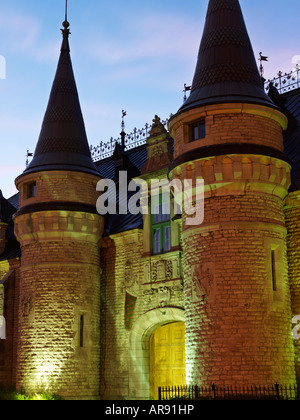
xmin=189 ymin=120 xmax=206 ymax=142
xmin=25 ymin=182 xmax=36 ymax=199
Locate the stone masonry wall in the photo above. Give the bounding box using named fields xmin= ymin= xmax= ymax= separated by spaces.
xmin=285 ymin=191 xmax=300 ymax=384
xmin=0 ymin=223 xmax=7 ymax=255
xmin=16 ymin=171 xmax=100 ymax=206
xmin=100 ymin=231 xmax=144 ymax=400
xmin=169 ymin=104 xmax=288 ymax=160
xmin=14 ymin=170 xmax=104 ymax=399
xmin=100 ymin=229 xmax=184 ymax=400
xmin=169 ymin=101 xmax=296 ymax=388
xmin=182 ymin=194 xmax=295 ymax=386
xmin=0 ymin=260 xmax=20 ymax=389
xmin=16 ymin=240 xmax=101 ymax=397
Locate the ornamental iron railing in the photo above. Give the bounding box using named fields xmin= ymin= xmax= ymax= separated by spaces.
xmin=90 ymin=116 xmax=172 ymax=162
xmin=264 ymin=66 xmax=300 ymax=95
xmin=25 ymin=69 xmax=300 ymax=167
xmin=158 ymin=383 xmax=300 ymax=400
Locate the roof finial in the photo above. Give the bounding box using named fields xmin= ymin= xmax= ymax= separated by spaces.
xmin=65 ymin=0 xmax=68 ymax=22
xmin=62 ymin=0 xmax=70 ymax=34
xmin=61 ymin=0 xmax=70 ymax=49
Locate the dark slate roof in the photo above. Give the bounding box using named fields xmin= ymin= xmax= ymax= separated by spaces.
xmin=282 ymin=88 xmax=300 ymax=190
xmin=0 ymin=190 xmax=17 ymax=223
xmin=176 ymin=0 xmax=275 ymax=115
xmin=95 ymin=144 xmax=147 ymax=235
xmin=7 ymin=193 xmax=19 ymax=210
xmin=104 ymin=188 xmax=143 ymax=235
xmin=0 ymin=237 xmax=21 ymax=262
xmin=0 ymin=192 xmax=20 ymax=262
xmin=20 ymin=21 xmax=99 ymax=178
xmin=96 ymin=145 xmax=147 ymax=180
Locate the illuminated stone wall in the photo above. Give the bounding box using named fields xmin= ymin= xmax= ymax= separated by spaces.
xmin=0 ymin=260 xmax=20 ymax=389
xmin=100 ymin=231 xmax=143 ymax=400
xmin=170 ymin=103 xmax=287 ymax=160
xmin=0 ymin=223 xmax=7 ymax=255
xmin=0 ymin=260 xmax=8 ymax=281
xmin=285 ymin=191 xmax=300 ymax=384
xmin=100 ymin=228 xmax=184 ymax=400
xmin=14 ymin=170 xmax=104 ymax=399
xmin=169 ymin=103 xmax=297 ymax=387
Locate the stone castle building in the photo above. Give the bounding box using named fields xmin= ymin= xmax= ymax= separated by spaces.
xmin=1 ymin=0 xmax=300 ymax=399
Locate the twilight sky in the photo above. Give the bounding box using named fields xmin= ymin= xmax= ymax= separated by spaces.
xmin=0 ymin=0 xmax=299 ymax=198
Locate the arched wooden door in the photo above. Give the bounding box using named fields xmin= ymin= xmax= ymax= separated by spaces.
xmin=150 ymin=322 xmax=186 ymax=400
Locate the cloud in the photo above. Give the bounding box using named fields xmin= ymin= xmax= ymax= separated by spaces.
xmin=0 ymin=113 xmax=42 ymax=136
xmin=0 ymin=7 xmax=59 ymax=64
xmin=86 ymin=12 xmax=201 ymax=66
xmin=0 ymin=164 xmax=22 ymax=176
xmin=0 ymin=10 xmax=40 ymax=53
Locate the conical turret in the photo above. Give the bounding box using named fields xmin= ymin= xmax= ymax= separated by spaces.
xmin=179 ymin=0 xmax=274 ymax=114
xmin=22 ymin=20 xmax=99 ymax=177
xmin=13 ymin=17 xmax=104 ymax=399
xmin=168 ymin=0 xmax=296 ymax=389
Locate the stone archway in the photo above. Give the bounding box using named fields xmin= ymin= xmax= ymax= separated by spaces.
xmin=128 ymin=307 xmax=185 ymax=400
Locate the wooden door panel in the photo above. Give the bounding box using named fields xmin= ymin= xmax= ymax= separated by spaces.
xmin=150 ymin=322 xmax=186 ymax=399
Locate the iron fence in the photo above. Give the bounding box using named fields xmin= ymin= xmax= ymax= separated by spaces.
xmin=158 ymin=384 xmax=300 ymax=400
xmin=264 ymin=66 xmax=300 ymax=95
xmin=90 ymin=116 xmax=172 ymax=162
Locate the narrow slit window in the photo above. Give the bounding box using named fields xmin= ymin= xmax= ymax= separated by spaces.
xmin=80 ymin=315 xmax=84 ymax=348
xmin=271 ymin=250 xmax=276 ymax=291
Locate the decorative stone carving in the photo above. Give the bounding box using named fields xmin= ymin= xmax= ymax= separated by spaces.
xmin=143 ymin=263 xmax=151 ymax=283
xmin=142 ymin=254 xmax=182 ymax=285
xmin=22 ymin=295 xmax=35 ymax=324
xmin=171 ymin=258 xmax=180 ymax=278
xmin=148 ymin=115 xmax=168 ymax=139
xmin=192 ymin=263 xmax=215 ymax=304
xmin=142 ymin=289 xmax=155 ymax=305
xmin=156 ymin=287 xmax=171 ymax=308
xmin=157 ymin=260 xmax=166 ymax=281
xmin=141 ymin=115 xmax=173 ymax=174
xmin=124 ymin=260 xmax=135 ymax=288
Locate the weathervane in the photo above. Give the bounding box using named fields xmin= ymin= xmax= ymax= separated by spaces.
xmin=121 ymin=110 xmax=127 ymax=132
xmin=26 ymin=150 xmax=33 ymax=167
xmin=183 ymin=83 xmax=191 ymax=103
xmin=258 ymin=52 xmax=268 ymax=79
xmin=121 ymin=110 xmax=127 ymax=148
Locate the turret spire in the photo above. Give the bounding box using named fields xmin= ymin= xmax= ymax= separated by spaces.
xmin=179 ymin=0 xmax=274 ymax=114
xmin=22 ymin=15 xmax=99 ymax=177
xmin=65 ymin=0 xmax=68 ymax=22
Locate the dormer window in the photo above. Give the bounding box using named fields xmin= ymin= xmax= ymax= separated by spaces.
xmin=189 ymin=119 xmax=206 ymax=142
xmin=26 ymin=182 xmax=36 ymax=199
